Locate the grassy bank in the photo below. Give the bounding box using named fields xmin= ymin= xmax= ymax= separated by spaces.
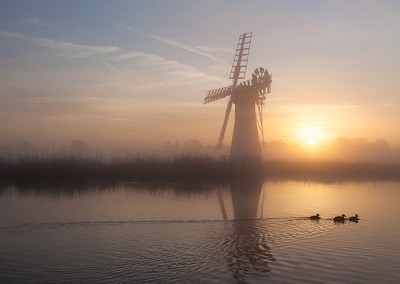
xmin=0 ymin=154 xmax=399 ymax=184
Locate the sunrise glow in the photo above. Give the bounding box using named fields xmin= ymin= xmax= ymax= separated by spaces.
xmin=0 ymin=1 xmax=399 ymax=157
xmin=299 ymin=127 xmax=324 ymax=146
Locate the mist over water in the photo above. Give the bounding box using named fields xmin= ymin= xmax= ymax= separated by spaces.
xmin=2 ymin=136 xmax=400 ymax=163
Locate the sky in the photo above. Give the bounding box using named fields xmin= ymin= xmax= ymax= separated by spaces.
xmin=0 ymin=0 xmax=399 ymax=153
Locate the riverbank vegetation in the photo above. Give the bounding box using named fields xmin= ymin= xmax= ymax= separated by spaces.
xmin=0 ymin=154 xmax=399 ymax=184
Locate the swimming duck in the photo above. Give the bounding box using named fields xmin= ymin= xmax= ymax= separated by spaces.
xmin=333 ymin=214 xmax=346 ymax=222
xmin=309 ymin=213 xmax=321 ymax=220
xmin=349 ymin=214 xmax=359 ymax=222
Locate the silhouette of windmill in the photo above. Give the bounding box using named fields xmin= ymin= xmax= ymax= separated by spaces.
xmin=204 ymin=32 xmax=272 ymax=161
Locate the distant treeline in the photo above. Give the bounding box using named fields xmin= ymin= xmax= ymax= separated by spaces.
xmin=0 ymin=154 xmax=399 ymax=184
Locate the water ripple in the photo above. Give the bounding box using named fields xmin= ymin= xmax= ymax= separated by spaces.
xmin=1 ymin=217 xmax=397 ymax=283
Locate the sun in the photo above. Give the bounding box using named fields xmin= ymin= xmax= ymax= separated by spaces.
xmin=300 ymin=127 xmax=323 ymax=146
xmin=307 ymin=137 xmax=316 ymax=145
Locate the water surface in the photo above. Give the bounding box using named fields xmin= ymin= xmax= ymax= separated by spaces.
xmin=1 ymin=180 xmax=399 ymax=283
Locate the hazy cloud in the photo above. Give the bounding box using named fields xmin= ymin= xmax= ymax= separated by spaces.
xmin=0 ymin=29 xmax=222 ymax=82
xmin=0 ymin=30 xmax=25 ymax=40
xmin=0 ymin=29 xmax=224 ymax=93
xmin=89 ymin=56 xmax=128 ymax=77
xmin=23 ymin=17 xmax=55 ymax=28
xmin=0 ymin=30 xmax=120 ymax=57
xmin=197 ymin=46 xmax=234 ymax=53
xmin=264 ymin=137 xmax=400 ymax=163
xmin=118 ymin=24 xmax=224 ymax=62
xmin=273 ymin=103 xmax=359 ymax=114
xmin=106 ymin=50 xmax=224 ymax=85
xmin=372 ymin=103 xmax=397 ymax=108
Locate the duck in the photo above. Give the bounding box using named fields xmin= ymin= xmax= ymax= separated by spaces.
xmin=349 ymin=214 xmax=359 ymax=222
xmin=333 ymin=214 xmax=346 ymax=222
xmin=309 ymin=213 xmax=321 ymax=220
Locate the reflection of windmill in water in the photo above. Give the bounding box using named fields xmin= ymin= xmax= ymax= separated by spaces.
xmin=219 ymin=180 xmax=276 ymax=282
xmin=204 ymin=32 xmax=272 ymax=161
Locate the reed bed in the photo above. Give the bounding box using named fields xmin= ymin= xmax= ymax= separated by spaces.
xmin=0 ymin=154 xmax=399 ymax=184
xmin=0 ymin=154 xmax=244 ymax=183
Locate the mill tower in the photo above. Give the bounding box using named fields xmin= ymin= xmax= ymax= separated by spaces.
xmin=203 ymin=33 xmax=272 ymax=161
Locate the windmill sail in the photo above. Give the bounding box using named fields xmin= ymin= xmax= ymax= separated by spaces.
xmin=230 ymin=32 xmax=252 ymax=84
xmin=203 ymin=32 xmax=272 ymax=161
xmin=203 ymin=86 xmax=234 ymax=104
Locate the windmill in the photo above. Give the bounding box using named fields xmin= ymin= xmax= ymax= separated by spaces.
xmin=204 ymin=32 xmax=272 ymax=161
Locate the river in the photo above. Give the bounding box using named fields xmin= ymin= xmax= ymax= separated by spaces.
xmin=1 ymin=180 xmax=399 ymax=283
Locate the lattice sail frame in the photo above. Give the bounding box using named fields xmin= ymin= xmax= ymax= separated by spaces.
xmin=203 ymin=85 xmax=234 ymax=104
xmin=203 ymin=32 xmax=272 ymax=149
